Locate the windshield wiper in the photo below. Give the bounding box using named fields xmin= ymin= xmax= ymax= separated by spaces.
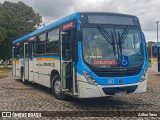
xmin=118 ymin=26 xmax=129 ymax=55
xmin=134 ymin=50 xmax=143 ymax=59
xmin=118 ymin=32 xmax=122 ymax=55
xmin=97 ymin=25 xmax=116 ymax=55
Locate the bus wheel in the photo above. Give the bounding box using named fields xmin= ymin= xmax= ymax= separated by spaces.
xmin=22 ymin=71 xmax=27 ymax=85
xmin=51 ymin=75 xmax=66 ymax=100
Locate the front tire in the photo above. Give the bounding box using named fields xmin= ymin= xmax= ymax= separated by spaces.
xmin=51 ymin=75 xmax=66 ymax=100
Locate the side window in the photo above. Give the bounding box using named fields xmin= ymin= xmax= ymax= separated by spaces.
xmin=36 ymin=33 xmax=46 ymax=54
xmin=29 ymin=42 xmax=32 ymax=57
xmin=25 ymin=44 xmax=29 ymax=57
xmin=46 ymin=28 xmax=59 ymax=54
xmin=13 ymin=47 xmax=17 ymax=58
xmin=19 ymin=42 xmax=24 ymax=57
xmin=14 ymin=46 xmax=20 ymax=58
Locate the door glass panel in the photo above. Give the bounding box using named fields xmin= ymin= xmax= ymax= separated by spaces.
xmin=25 ymin=44 xmax=29 ymax=59
xmin=62 ymin=30 xmax=72 ymax=61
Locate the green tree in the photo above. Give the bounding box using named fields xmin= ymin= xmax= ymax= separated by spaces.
xmin=0 ymin=1 xmax=42 ymax=65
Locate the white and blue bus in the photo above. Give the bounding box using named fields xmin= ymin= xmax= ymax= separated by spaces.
xmin=12 ymin=12 xmax=148 ymax=99
xmin=151 ymin=42 xmax=160 ymax=72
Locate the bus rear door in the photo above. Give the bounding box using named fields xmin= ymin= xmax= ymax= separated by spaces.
xmin=24 ymin=41 xmax=34 ymax=81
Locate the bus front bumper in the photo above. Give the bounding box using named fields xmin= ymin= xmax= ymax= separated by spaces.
xmin=77 ymin=79 xmax=147 ymax=98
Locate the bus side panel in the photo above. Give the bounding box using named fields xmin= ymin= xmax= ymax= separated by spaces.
xmin=24 ymin=59 xmax=29 ymax=80
xmin=42 ymin=59 xmax=60 ymax=88
xmin=33 ymin=58 xmax=41 ymax=84
xmin=37 ymin=60 xmax=43 ymax=85
xmin=33 ymin=57 xmax=60 ymax=88
xmin=28 ymin=59 xmax=34 ymax=81
xmin=151 ymin=58 xmax=158 ymax=72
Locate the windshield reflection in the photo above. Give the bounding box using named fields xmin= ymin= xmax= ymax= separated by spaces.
xmin=82 ymin=27 xmax=144 ymax=68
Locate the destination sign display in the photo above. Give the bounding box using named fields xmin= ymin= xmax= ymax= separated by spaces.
xmin=63 ymin=21 xmax=75 ymax=30
xmin=92 ymin=59 xmax=118 ymax=66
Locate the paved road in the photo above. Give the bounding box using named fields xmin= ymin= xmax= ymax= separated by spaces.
xmin=0 ymin=69 xmax=160 ymax=120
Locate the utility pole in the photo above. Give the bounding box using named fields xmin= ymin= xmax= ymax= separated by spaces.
xmin=156 ymin=21 xmax=159 ymax=42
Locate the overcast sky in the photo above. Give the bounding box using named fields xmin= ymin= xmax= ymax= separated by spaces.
xmin=0 ymin=0 xmax=160 ymax=42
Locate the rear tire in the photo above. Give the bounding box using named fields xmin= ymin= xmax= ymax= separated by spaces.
xmin=22 ymin=70 xmax=27 ymax=85
xmin=51 ymin=75 xmax=66 ymax=100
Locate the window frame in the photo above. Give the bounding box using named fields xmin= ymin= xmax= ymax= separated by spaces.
xmin=19 ymin=42 xmax=24 ymax=58
xmin=36 ymin=32 xmax=47 ymax=55
xmin=46 ymin=27 xmax=60 ymax=55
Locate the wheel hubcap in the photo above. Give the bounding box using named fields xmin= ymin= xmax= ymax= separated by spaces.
xmin=54 ymin=80 xmax=61 ymax=95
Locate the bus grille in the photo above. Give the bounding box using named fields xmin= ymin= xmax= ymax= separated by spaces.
xmin=94 ymin=69 xmax=141 ymax=77
xmin=102 ymin=85 xmax=138 ymax=95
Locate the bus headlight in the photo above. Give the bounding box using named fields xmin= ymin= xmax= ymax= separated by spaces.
xmin=140 ymin=69 xmax=148 ymax=82
xmin=83 ymin=71 xmax=98 ymax=85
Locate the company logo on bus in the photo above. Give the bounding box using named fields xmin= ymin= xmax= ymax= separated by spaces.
xmin=63 ymin=22 xmax=74 ymax=30
xmin=92 ymin=59 xmax=118 ymax=66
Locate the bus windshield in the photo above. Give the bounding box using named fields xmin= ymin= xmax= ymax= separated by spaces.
xmin=82 ymin=26 xmax=144 ymax=68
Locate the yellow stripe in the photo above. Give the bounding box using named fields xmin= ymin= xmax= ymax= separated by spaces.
xmin=153 ymin=58 xmax=158 ymax=62
xmin=36 ymin=58 xmax=57 ymax=61
xmin=15 ymin=60 xmax=20 ymax=64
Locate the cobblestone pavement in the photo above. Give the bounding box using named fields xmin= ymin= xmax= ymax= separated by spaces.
xmin=0 ymin=68 xmax=160 ymax=120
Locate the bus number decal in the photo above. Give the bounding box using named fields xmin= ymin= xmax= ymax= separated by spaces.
xmin=92 ymin=59 xmax=117 ymax=66
xmin=107 ymin=79 xmax=115 ymax=84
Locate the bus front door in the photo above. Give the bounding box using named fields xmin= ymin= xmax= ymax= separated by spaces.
xmin=61 ymin=29 xmax=76 ymax=94
xmin=24 ymin=42 xmax=29 ymax=80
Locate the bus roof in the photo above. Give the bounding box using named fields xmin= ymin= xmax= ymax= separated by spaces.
xmin=13 ymin=12 xmax=137 ymax=45
xmin=80 ymin=12 xmax=136 ymax=17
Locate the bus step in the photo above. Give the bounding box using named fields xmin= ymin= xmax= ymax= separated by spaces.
xmin=64 ymin=76 xmax=72 ymax=78
xmin=64 ymin=92 xmax=78 ymax=97
xmin=62 ymin=89 xmax=69 ymax=92
xmin=64 ymin=92 xmax=74 ymax=96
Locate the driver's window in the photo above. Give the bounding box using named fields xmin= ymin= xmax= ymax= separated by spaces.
xmin=62 ymin=30 xmax=72 ymax=60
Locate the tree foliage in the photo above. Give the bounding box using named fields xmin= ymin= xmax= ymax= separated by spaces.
xmin=0 ymin=1 xmax=42 ymax=61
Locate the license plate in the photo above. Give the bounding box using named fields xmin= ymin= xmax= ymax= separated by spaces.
xmin=116 ymin=91 xmax=126 ymax=95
